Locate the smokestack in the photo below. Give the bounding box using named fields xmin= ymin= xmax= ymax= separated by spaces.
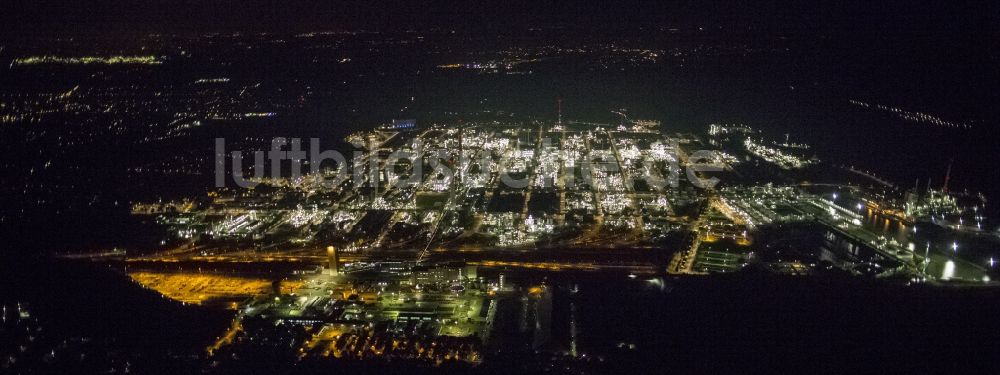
xmin=271 ymin=280 xmax=282 ymax=295
xmin=943 ymin=158 xmax=953 ymax=193
xmin=557 ymin=98 xmax=562 ymax=125
xmin=369 ymin=135 xmax=377 ymax=201
xmin=326 ymin=246 xmax=340 ymax=276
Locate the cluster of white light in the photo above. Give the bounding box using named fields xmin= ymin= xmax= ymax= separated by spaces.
xmin=482 ymin=138 xmax=510 ymax=152
xmin=603 ymin=215 xmax=633 ymax=228
xmin=421 ymin=211 xmax=439 ymax=225
xmin=496 ymin=231 xmax=531 ymax=246
xmin=905 ymin=189 xmax=960 ymax=218
xmin=717 ymin=197 xmax=757 ymax=228
xmin=645 ymin=141 xmax=676 ymax=162
xmin=525 ymin=215 xmax=554 ymax=234
xmin=595 ymin=173 xmax=624 ymax=192
xmin=482 ymin=213 xmax=532 ymax=246
xmin=649 ymin=196 xmax=670 ymax=211
xmin=287 ymin=205 xmax=326 ymax=227
xmin=569 ymin=192 xmax=594 ymax=210
xmin=213 ymin=211 xmax=261 ymax=235
xmin=154 ymin=122 xmax=848 ymax=251
xmin=719 ymin=186 xmax=806 ymax=224
xmin=707 ymin=124 xmax=755 ymax=136
xmin=711 ymin=151 xmax=740 ymax=165
xmin=533 ymin=170 xmax=558 ymax=188
xmin=561 ymin=149 xmax=582 ymax=168
xmin=743 ymin=138 xmax=815 ymax=170
xmin=175 ymin=228 xmax=197 ymax=239
xmin=464 ymin=172 xmax=490 ymax=188
xmin=507 ymin=156 xmax=529 ymax=173
xmin=369 ymin=197 xmax=411 ymax=210
xmin=327 ymin=211 xmax=362 ymax=232
xmin=617 ymin=143 xmax=642 ymax=161
xmin=422 ymin=172 xmax=453 ymax=192
xmin=590 ymin=149 xmax=616 ymax=160
xmin=533 ymin=147 xmax=561 ymax=188
xmin=601 ymin=193 xmax=630 ymax=214
xmin=564 ymin=134 xmax=587 ymax=147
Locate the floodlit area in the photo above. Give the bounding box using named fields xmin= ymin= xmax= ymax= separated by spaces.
xmin=129 ymin=272 xmax=303 ymax=306
xmin=206 ymin=263 xmax=499 ymax=365
xmin=135 ymin=121 xmax=711 ymax=258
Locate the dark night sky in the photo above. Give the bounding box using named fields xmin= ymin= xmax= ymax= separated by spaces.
xmin=2 ymin=0 xmax=997 ymax=37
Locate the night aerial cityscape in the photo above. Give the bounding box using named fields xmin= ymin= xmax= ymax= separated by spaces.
xmin=2 ymin=1 xmax=999 ymax=373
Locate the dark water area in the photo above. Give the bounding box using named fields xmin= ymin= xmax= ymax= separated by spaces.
xmin=527 ymin=271 xmax=1000 ymax=373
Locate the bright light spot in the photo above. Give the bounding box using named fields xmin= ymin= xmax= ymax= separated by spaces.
xmin=942 ymin=260 xmax=956 ymax=280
